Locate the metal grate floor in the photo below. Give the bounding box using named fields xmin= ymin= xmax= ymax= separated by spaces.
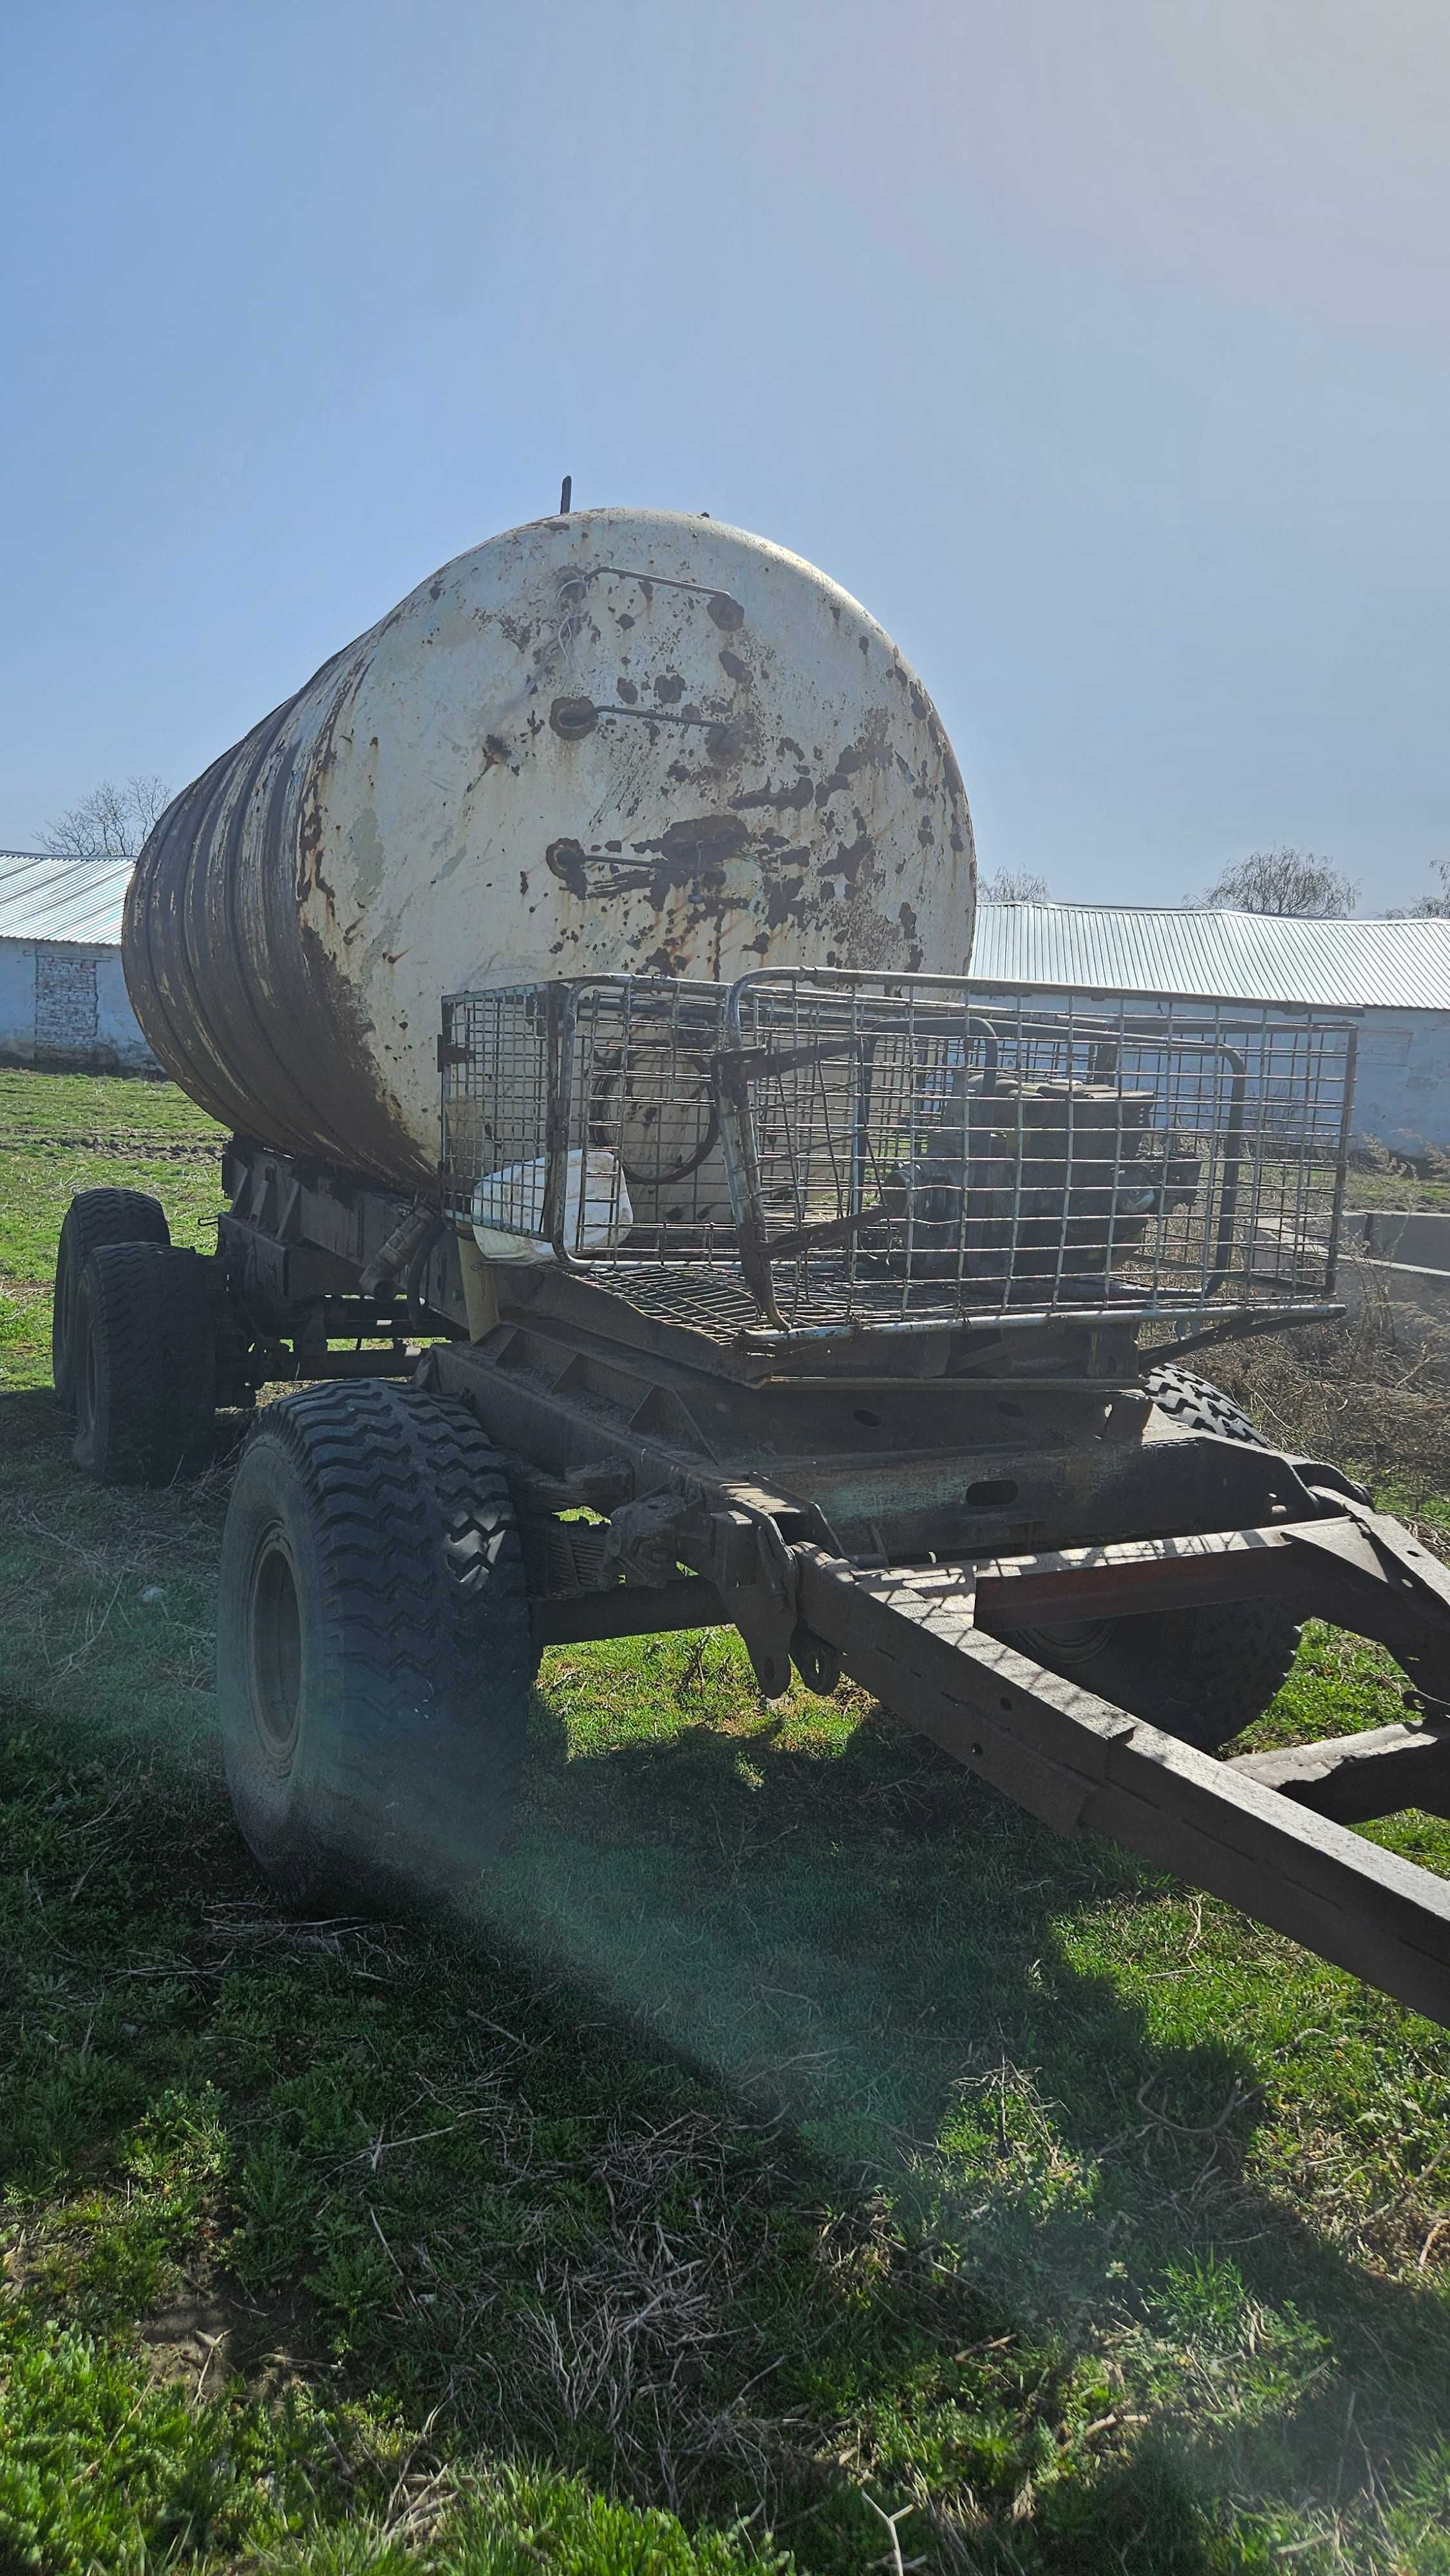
xmin=558 ymin=1255 xmax=1225 ymax=1346
xmin=570 ymin=1264 xmax=762 ymax=1341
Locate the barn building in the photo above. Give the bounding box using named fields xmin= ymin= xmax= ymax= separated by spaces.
xmin=0 ymin=852 xmax=158 ymax=1074
xmin=3 ymin=858 xmax=1446 ymax=1155
xmin=970 ymin=904 xmax=1450 ymax=1164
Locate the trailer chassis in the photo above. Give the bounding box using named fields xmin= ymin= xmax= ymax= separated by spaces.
xmin=402 ymin=1261 xmax=1450 ymax=2031
xmin=182 ymin=1131 xmax=1450 ymax=2029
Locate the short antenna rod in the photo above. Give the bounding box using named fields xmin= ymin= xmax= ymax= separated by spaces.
xmin=559 ymin=475 xmax=572 ymax=514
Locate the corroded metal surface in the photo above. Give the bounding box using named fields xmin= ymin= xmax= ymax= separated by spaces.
xmin=124 ymin=511 xmax=975 ymax=1186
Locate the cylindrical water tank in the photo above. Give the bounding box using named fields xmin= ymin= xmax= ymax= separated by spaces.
xmin=124 ymin=508 xmax=975 ymax=1188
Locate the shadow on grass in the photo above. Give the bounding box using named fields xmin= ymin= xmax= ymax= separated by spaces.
xmin=0 ymin=1379 xmax=251 ymax=1473
xmin=1 ymin=1381 xmax=74 ymax=1454
xmin=497 ymin=1669 xmax=1450 ymax=2520
xmin=4 ymin=1376 xmax=1450 ymax=2566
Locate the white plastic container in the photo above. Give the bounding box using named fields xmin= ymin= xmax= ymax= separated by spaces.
xmin=471 ymin=1148 xmax=632 ymax=1262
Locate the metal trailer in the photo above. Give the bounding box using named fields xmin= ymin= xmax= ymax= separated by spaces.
xmin=52 ymin=971 xmax=1450 ymax=2029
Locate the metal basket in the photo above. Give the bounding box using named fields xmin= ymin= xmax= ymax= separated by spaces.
xmin=440 ymin=970 xmax=1355 ymax=1345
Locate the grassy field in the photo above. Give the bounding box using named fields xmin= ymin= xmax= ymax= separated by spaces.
xmin=3 ymin=1069 xmax=1450 ymax=2575
xmin=1343 ymin=1164 xmax=1450 ymax=1215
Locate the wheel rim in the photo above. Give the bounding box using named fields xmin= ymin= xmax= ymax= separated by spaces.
xmin=247 ymin=1531 xmax=303 ymax=1773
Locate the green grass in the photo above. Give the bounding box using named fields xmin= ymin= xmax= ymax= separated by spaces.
xmin=1343 ymin=1168 xmax=1450 ymax=1214
xmin=3 ymin=1069 xmax=1450 ymax=2574
xmin=0 ymin=1068 xmax=225 ymax=1393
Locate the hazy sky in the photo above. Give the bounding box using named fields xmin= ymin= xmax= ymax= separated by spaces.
xmin=3 ymin=0 xmax=1447 ymax=911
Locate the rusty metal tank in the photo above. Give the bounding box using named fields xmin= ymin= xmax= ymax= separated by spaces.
xmin=124 ymin=508 xmax=976 ymax=1188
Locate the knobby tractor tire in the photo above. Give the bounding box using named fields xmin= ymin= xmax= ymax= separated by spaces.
xmin=71 ymin=1244 xmax=216 ymax=1485
xmin=216 ymin=1381 xmax=536 ymax=1912
xmin=1010 ymin=1365 xmax=1301 ymax=1752
xmin=52 ymin=1188 xmax=170 ymax=1403
xmin=1143 ymin=1361 xmax=1265 ymax=1448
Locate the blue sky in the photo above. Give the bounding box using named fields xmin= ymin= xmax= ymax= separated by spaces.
xmin=3 ymin=0 xmax=1447 ymax=911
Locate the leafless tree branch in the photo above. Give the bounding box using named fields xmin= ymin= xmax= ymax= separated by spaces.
xmin=1199 ymin=847 xmax=1356 ymax=917
xmin=39 ymin=773 xmax=171 ymax=859
xmin=980 ymin=868 xmax=1051 ymax=903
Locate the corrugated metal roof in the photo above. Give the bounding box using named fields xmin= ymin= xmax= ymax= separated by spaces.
xmin=2 ymin=856 xmax=1445 ymax=1010
xmin=0 ymin=851 xmax=135 ymax=947
xmin=971 ymin=903 xmax=1450 ymax=1011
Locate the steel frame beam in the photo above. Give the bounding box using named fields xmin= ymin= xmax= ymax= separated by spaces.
xmin=966 ymin=1507 xmax=1450 ymax=1694
xmin=531 ymin=1578 xmax=723 ymax=1648
xmin=1230 ymin=1724 xmax=1450 ymax=1824
xmin=793 ymin=1548 xmax=1450 ymax=2026
xmin=513 ymin=1495 xmax=1450 ymax=2023
xmin=399 ymin=1264 xmax=1450 ymax=2025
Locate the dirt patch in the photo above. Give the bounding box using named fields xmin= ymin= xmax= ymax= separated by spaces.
xmin=13 ymin=1134 xmax=221 ymax=1162
xmin=138 ymin=2268 xmax=241 ymax=2390
xmin=139 ymin=2260 xmax=325 ymax=2398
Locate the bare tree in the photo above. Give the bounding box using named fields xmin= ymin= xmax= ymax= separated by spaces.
xmin=39 ymin=773 xmax=171 ymax=859
xmin=980 ymin=868 xmax=1051 ymax=902
xmin=1403 ymin=858 xmax=1450 ymax=919
xmin=1200 ymin=848 xmax=1355 ymax=917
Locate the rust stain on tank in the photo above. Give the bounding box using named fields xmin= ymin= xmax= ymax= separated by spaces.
xmin=122 ymin=509 xmax=975 ymax=1189
xmin=732 ymin=775 xmax=814 ymax=814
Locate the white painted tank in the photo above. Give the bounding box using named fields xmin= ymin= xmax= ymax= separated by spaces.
xmin=124 ymin=509 xmax=975 ymax=1188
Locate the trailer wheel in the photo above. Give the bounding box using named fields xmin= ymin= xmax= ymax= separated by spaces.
xmin=216 ymin=1381 xmax=535 ymax=1910
xmin=1012 ymin=1363 xmax=1300 ymax=1748
xmin=1007 ymin=1595 xmax=1301 ymax=1753
xmin=71 ymin=1244 xmax=216 ymax=1484
xmin=53 ymin=1189 xmax=170 ymax=1403
xmin=1144 ymin=1362 xmax=1265 ymax=1446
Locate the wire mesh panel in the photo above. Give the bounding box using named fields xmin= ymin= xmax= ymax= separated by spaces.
xmin=440 ymin=985 xmax=555 ymax=1229
xmin=440 ymin=972 xmax=1355 ymax=1342
xmin=440 ymin=980 xmax=736 ymax=1256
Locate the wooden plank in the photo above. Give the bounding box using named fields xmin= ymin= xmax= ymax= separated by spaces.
xmin=796 ymin=1548 xmax=1450 ymax=2028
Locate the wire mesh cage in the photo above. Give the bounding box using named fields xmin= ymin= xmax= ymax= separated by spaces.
xmin=440 ymin=971 xmax=1355 ymax=1343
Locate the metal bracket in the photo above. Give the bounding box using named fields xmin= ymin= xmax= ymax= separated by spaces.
xmin=578 ymin=1482 xmax=803 ymax=1699
xmin=603 ymin=1490 xmax=700 ymax=1589
xmin=358 ymin=1204 xmax=439 ymax=1296
xmin=694 ymin=1506 xmax=798 ymax=1699
xmin=789 ymin=1624 xmax=843 ymax=1696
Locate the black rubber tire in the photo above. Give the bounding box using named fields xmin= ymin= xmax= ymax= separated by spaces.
xmin=52 ymin=1189 xmax=170 ymax=1402
xmin=216 ymin=1381 xmax=536 ymax=1911
xmin=1144 ymin=1361 xmax=1265 ymax=1447
xmin=1007 ymin=1596 xmax=1302 ymax=1752
xmin=1013 ymin=1363 xmax=1300 ymax=1751
xmin=71 ymin=1244 xmax=216 ymax=1485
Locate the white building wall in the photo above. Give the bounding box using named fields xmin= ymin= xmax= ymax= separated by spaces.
xmin=95 ymin=949 xmax=157 ymax=1070
xmin=970 ymin=977 xmax=1449 ymax=1166
xmin=0 ymin=940 xmax=33 ymax=1065
xmin=1351 ymin=1009 xmax=1450 ymax=1160
xmin=1 ymin=932 xmax=1443 ymax=1142
xmin=0 ymin=937 xmax=158 ymax=1074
